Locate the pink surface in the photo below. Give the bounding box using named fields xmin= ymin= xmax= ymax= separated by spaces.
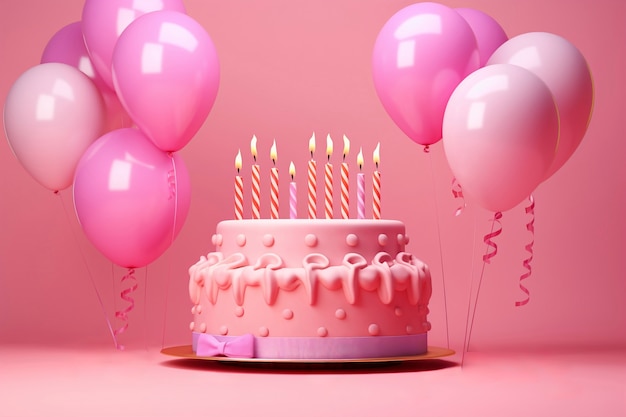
xmin=1 ymin=0 xmax=625 ymax=354
xmin=0 ymin=346 xmax=624 ymax=417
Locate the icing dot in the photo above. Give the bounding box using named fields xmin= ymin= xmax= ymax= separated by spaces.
xmin=262 ymin=234 xmax=275 ymax=247
xmin=404 ymin=235 xmax=410 ymax=245
xmin=191 ymin=306 xmax=196 ymax=315
xmin=378 ymin=233 xmax=388 ymax=246
xmin=236 ymin=234 xmax=247 ymax=247
xmin=406 ymin=325 xmax=415 ymax=334
xmin=259 ymin=326 xmax=270 ymax=337
xmin=304 ymin=234 xmax=318 ymax=247
xmin=199 ymin=323 xmax=207 ymax=333
xmin=368 ymin=324 xmax=380 ymax=336
xmin=211 ymin=234 xmax=217 ymax=246
xmin=219 ymin=325 xmax=228 ymax=335
xmin=189 ymin=322 xmax=195 ymax=331
xmin=397 ymin=234 xmax=404 ymax=245
xmin=282 ymin=309 xmax=294 ymax=320
xmin=394 ymin=307 xmax=403 ymax=317
xmin=423 ymin=321 xmax=432 ymax=331
xmin=196 ymin=304 xmax=202 ymax=314
xmin=214 ymin=234 xmax=223 ymax=246
xmin=335 ymin=309 xmax=347 ymax=320
xmin=234 ymin=306 xmax=245 ymax=317
xmin=317 ymin=327 xmax=328 ymax=337
xmin=346 ymin=233 xmax=359 ymax=247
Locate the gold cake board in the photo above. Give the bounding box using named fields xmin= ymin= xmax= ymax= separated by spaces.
xmin=161 ymin=345 xmax=454 ymax=365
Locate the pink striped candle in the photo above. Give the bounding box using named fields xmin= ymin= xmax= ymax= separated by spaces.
xmin=340 ymin=135 xmax=350 ymax=219
xmin=372 ymin=143 xmax=381 ymax=220
xmin=270 ymin=140 xmax=279 ymax=219
xmin=324 ymin=134 xmax=333 ymax=219
xmin=357 ymin=147 xmax=365 ymax=219
xmin=307 ymin=133 xmax=317 ymax=219
xmin=250 ymin=135 xmax=261 ymax=219
xmin=289 ymin=162 xmax=297 ymax=219
xmin=234 ymin=150 xmax=243 ymax=220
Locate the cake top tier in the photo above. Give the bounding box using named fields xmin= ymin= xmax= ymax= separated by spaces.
xmin=212 ymin=219 xmax=409 ymax=267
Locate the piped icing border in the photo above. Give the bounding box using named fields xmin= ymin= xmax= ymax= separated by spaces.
xmin=189 ymin=251 xmax=432 ymax=307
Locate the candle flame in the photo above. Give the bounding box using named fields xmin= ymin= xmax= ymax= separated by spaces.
xmin=270 ymin=139 xmax=277 ymax=164
xmin=289 ymin=161 xmax=296 ymax=179
xmin=251 ymin=135 xmax=258 ymax=160
xmin=309 ymin=132 xmax=316 ymax=155
xmin=235 ymin=149 xmax=242 ymax=172
xmin=357 ymin=147 xmax=364 ymax=170
xmin=326 ymin=134 xmax=333 ymax=159
xmin=373 ymin=142 xmax=380 ymax=168
xmin=342 ymin=134 xmax=350 ymax=159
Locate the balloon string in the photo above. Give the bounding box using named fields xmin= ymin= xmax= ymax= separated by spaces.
xmin=451 ymin=177 xmax=466 ymax=216
xmin=516 ymin=195 xmax=535 ymax=307
xmin=113 ymin=268 xmax=138 ymax=350
xmin=462 ymin=211 xmax=503 ymax=362
xmin=161 ymin=154 xmax=179 ymax=349
xmin=54 ymin=191 xmax=120 ymax=349
xmin=425 ymin=145 xmax=450 ymax=349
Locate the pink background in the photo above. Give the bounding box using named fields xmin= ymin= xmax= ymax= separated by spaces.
xmin=1 ymin=0 xmax=624 ymax=354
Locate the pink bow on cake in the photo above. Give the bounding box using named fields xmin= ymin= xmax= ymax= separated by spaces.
xmin=196 ymin=333 xmax=255 ymax=358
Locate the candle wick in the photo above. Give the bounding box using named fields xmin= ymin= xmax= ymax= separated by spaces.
xmin=253 ymin=155 xmax=257 ymax=163
xmin=343 ymin=154 xmax=346 ymax=162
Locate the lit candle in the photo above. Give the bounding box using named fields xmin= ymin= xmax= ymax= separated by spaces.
xmin=250 ymin=135 xmax=261 ymax=220
xmin=340 ymin=134 xmax=350 ymax=219
xmin=234 ymin=150 xmax=243 ymax=220
xmin=270 ymin=139 xmax=279 ymax=219
xmin=372 ymin=142 xmax=381 ymax=220
xmin=324 ymin=134 xmax=333 ymax=219
xmin=289 ymin=161 xmax=297 ymax=219
xmin=357 ymin=147 xmax=365 ymax=220
xmin=307 ymin=133 xmax=317 ymax=219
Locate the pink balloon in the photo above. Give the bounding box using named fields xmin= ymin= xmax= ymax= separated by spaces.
xmin=41 ymin=22 xmax=132 ymax=132
xmin=455 ymin=8 xmax=508 ymax=67
xmin=442 ymin=64 xmax=559 ymax=212
xmin=4 ymin=63 xmax=105 ymax=191
xmin=488 ymin=32 xmax=594 ymax=179
xmin=111 ymin=11 xmax=220 ymax=152
xmin=73 ymin=128 xmax=191 ymax=268
xmin=81 ymin=0 xmax=187 ymax=90
xmin=372 ymin=2 xmax=480 ymax=146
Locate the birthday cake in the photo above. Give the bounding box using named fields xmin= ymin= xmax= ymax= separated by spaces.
xmin=188 ymin=219 xmax=432 ymax=359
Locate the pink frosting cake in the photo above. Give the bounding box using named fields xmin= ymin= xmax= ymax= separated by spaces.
xmin=188 ymin=219 xmax=432 ymax=359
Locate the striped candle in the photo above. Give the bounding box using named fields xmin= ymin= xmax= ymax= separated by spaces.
xmin=250 ymin=135 xmax=261 ymax=219
xmin=372 ymin=142 xmax=381 ymax=220
xmin=324 ymin=134 xmax=333 ymax=219
xmin=270 ymin=140 xmax=279 ymax=219
xmin=289 ymin=162 xmax=297 ymax=219
xmin=234 ymin=150 xmax=243 ymax=220
xmin=357 ymin=147 xmax=365 ymax=219
xmin=307 ymin=133 xmax=317 ymax=219
xmin=340 ymin=135 xmax=350 ymax=219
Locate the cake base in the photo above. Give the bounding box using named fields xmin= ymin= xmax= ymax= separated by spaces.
xmin=161 ymin=345 xmax=454 ymax=364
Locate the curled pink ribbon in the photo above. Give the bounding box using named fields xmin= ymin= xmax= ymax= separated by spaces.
xmin=515 ymin=195 xmax=535 ymax=307
xmin=451 ymin=177 xmax=466 ymax=217
xmin=483 ymin=212 xmax=503 ymax=264
xmin=197 ymin=333 xmax=255 ymax=358
xmin=113 ymin=268 xmax=138 ymax=350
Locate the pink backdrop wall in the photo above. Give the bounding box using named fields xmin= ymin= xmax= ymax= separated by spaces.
xmin=1 ymin=0 xmax=624 ymax=351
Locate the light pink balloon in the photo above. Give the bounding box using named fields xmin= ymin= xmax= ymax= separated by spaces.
xmin=372 ymin=2 xmax=479 ymax=146
xmin=111 ymin=11 xmax=220 ymax=152
xmin=81 ymin=0 xmax=187 ymax=90
xmin=488 ymin=32 xmax=594 ymax=179
xmin=4 ymin=63 xmax=105 ymax=191
xmin=73 ymin=128 xmax=191 ymax=268
xmin=41 ymin=22 xmax=132 ymax=132
xmin=455 ymin=8 xmax=508 ymax=67
xmin=442 ymin=64 xmax=559 ymax=212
